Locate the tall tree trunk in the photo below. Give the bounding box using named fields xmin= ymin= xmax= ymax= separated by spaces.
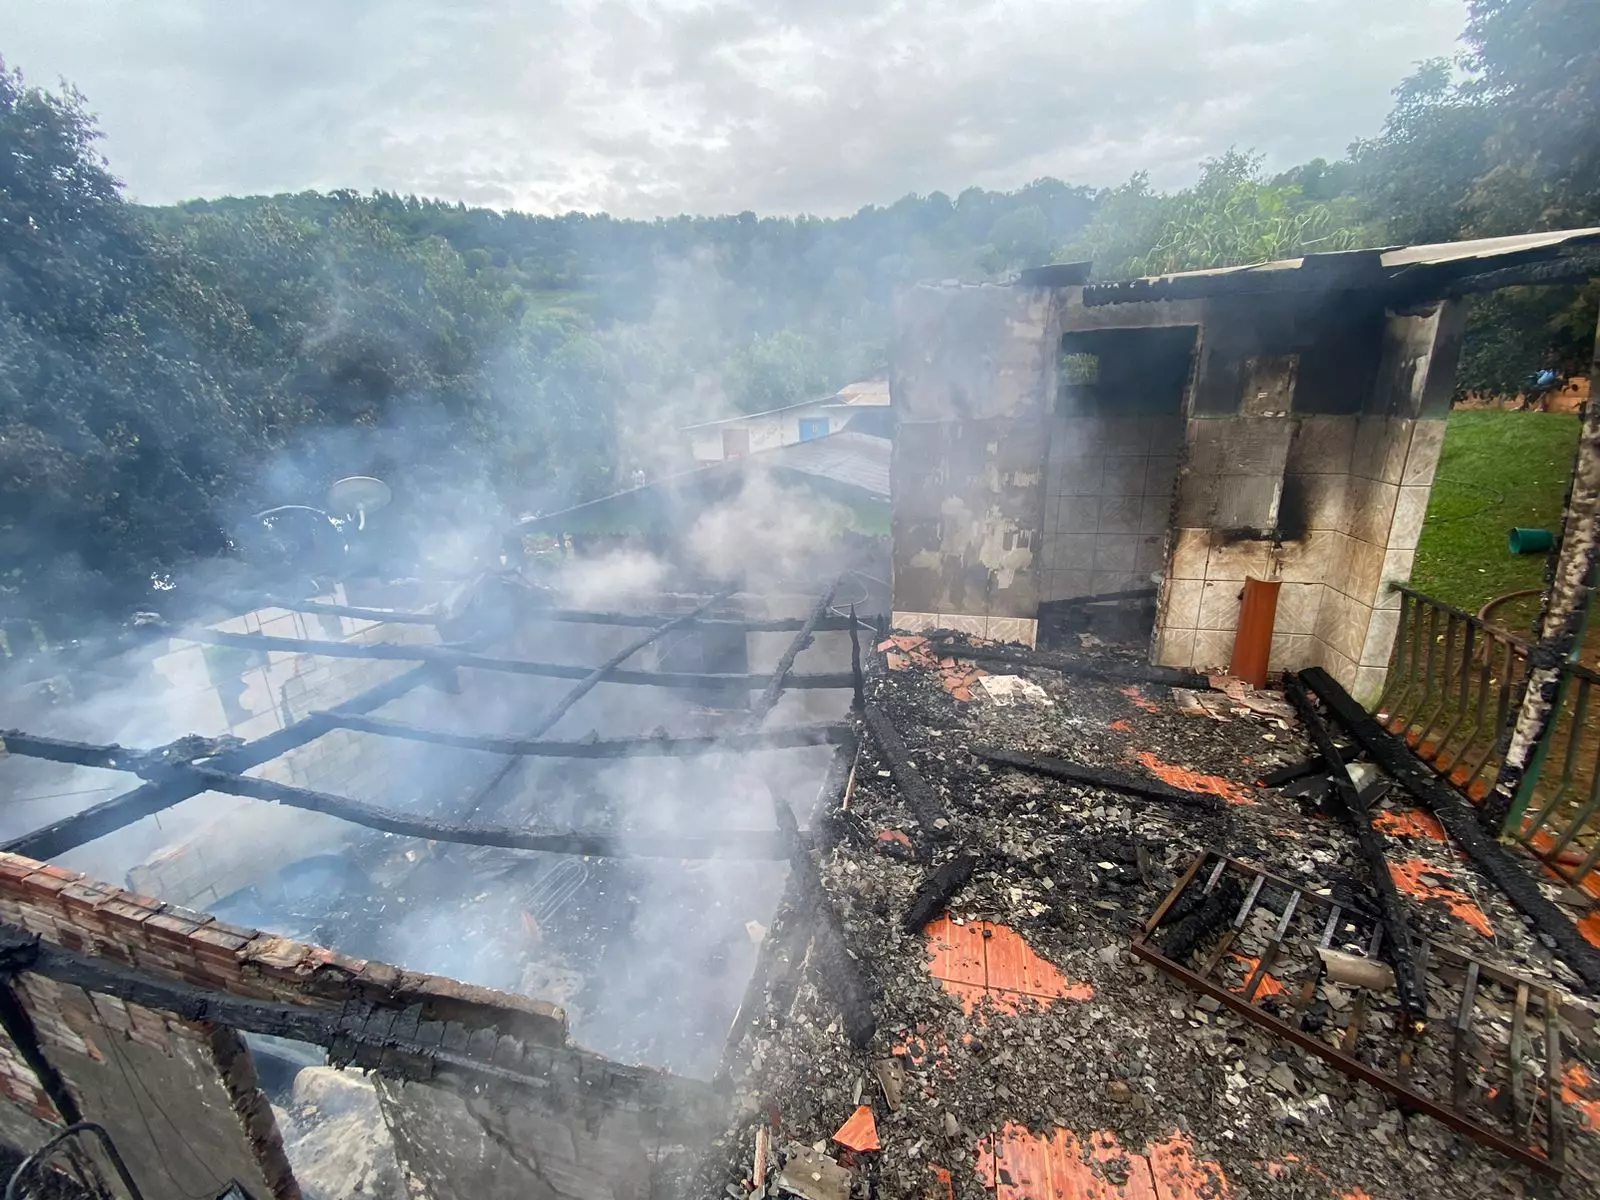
xmin=1484 ymin=313 xmax=1600 ymax=832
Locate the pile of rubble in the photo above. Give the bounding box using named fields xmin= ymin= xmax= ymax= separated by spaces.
xmin=702 ymin=632 xmax=1600 ymax=1199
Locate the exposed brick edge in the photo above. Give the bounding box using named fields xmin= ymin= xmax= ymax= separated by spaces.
xmin=203 ymin=1023 xmax=304 ymax=1200
xmin=0 ymin=852 xmax=569 ymax=1047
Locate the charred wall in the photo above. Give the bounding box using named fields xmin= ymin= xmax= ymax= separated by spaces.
xmin=889 ymin=283 xmax=1059 ymax=646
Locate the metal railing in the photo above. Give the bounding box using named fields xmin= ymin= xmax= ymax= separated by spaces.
xmin=1377 ymin=584 xmax=1600 ymax=889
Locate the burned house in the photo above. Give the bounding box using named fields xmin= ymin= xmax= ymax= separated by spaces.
xmin=889 ymin=228 xmax=1600 ymax=701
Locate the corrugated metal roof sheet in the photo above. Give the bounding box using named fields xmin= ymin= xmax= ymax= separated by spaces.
xmin=1077 ymin=226 xmax=1600 ymax=304
xmin=680 ymin=379 xmax=890 ymax=430
xmin=761 ymin=431 xmax=890 ymax=497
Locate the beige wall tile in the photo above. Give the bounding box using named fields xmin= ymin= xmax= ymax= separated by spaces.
xmin=1171 ymin=529 xmax=1210 ymax=579
xmin=1377 ymin=546 xmax=1418 ymax=608
xmin=937 ymin=613 xmax=989 ymax=638
xmin=1154 ymin=627 xmax=1197 ymax=669
xmin=1360 ymin=606 xmax=1403 ymax=668
xmin=1192 ymin=629 xmax=1235 ymax=672
xmin=1206 ymin=538 xmax=1273 ymax=581
xmin=986 ymin=617 xmax=1038 ymax=648
xmin=1349 ymin=479 xmax=1400 ymax=547
xmin=892 ymin=611 xmax=940 ymax=633
xmin=1343 ymin=538 xmax=1386 ymax=607
xmin=1057 ymin=495 xmax=1100 ymax=534
xmin=1389 ymin=486 xmax=1430 ymax=551
xmin=1269 ymin=633 xmax=1313 ymax=672
xmin=1402 ymin=419 xmax=1447 ymax=487
xmin=1162 ymin=578 xmax=1205 ymax=629
xmin=1278 ymin=530 xmax=1333 ymax=584
xmin=1353 ymin=665 xmax=1389 ymax=707
xmin=1318 ymin=643 xmax=1358 ymax=690
xmin=1275 ymin=582 xmax=1324 ymax=635
xmin=1093 ymin=536 xmax=1137 ymax=573
xmin=1198 ymin=579 xmax=1244 ymax=631
xmin=1134 ymin=535 xmax=1166 ymax=575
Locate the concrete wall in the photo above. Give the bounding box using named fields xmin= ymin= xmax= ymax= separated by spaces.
xmin=889 ymin=283 xmax=1060 ymax=646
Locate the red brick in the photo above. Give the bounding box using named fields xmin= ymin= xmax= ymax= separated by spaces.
xmin=189 ymin=925 xmax=252 ymax=955
xmin=144 ymin=912 xmax=206 ymax=940
xmin=0 ymin=858 xmax=39 ymax=884
xmin=94 ymin=898 xmax=161 ymax=926
xmin=28 ymin=864 xmax=82 ymax=883
xmin=20 ymin=872 xmax=75 ymax=896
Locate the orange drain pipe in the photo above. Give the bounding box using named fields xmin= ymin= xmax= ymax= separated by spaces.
xmin=1229 ymin=577 xmax=1280 ymax=689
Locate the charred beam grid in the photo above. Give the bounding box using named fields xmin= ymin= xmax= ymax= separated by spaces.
xmin=1256 ymin=748 xmax=1355 ymax=789
xmin=171 ymin=626 xmax=852 ymax=690
xmin=972 ymin=747 xmax=1225 ymax=812
xmin=923 ymin=637 xmax=1212 ymax=690
xmin=2 ymin=662 xmax=442 ymax=861
xmin=1283 ymin=674 xmax=1428 ymax=1028
xmin=861 ymin=703 xmax=950 ymax=842
xmin=1300 ymin=665 xmax=1600 ymax=993
xmin=1133 ymin=850 xmax=1571 ymax=1175
xmin=0 ymin=927 xmax=722 ymax=1125
xmin=322 ymin=714 xmax=851 ymax=758
xmin=462 ymin=589 xmax=735 ymax=816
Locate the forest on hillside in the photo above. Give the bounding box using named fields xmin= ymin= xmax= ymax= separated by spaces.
xmin=1 ymin=0 xmax=1598 ymax=631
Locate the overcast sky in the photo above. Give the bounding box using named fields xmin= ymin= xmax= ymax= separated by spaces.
xmin=5 ymin=0 xmax=1468 ymax=218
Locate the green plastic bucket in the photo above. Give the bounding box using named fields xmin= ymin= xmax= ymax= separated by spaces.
xmin=1509 ymin=528 xmax=1555 ymax=555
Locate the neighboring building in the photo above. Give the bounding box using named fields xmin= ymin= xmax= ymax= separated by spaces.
xmin=685 ymin=379 xmax=890 ymax=464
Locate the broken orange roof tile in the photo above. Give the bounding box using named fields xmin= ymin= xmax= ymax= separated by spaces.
xmin=923 ymin=913 xmax=1093 ymax=1016
xmin=1371 ymin=809 xmax=1447 ymax=842
xmin=1110 ymin=719 xmax=1132 ymax=733
xmin=925 ymin=1165 xmax=954 ymax=1200
xmin=1134 ymin=751 xmax=1257 ymax=806
xmin=876 ymin=829 xmax=914 ymax=852
xmin=1227 ymin=953 xmax=1287 ymax=999
xmin=1388 ymin=860 xmax=1494 ymax=938
xmin=1563 ymin=1063 xmax=1600 ymax=1131
xmin=1120 ymin=685 xmax=1164 ymax=714
xmin=1580 ymin=910 xmax=1600 ymax=951
xmin=978 ymin=1125 xmax=1227 ymax=1200
xmin=1146 ymin=1130 xmax=1231 ymax=1200
xmin=832 ymin=1104 xmax=881 ymax=1152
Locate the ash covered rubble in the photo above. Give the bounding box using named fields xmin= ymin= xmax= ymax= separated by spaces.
xmin=704 ymin=630 xmax=1600 ymax=1200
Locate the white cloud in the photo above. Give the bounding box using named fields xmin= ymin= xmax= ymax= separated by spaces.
xmin=4 ymin=0 xmax=1467 ymax=215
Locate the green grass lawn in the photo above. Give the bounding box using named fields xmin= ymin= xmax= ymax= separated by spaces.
xmin=1410 ymin=410 xmax=1580 ymax=612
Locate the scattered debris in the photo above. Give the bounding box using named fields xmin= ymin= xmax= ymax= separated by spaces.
xmin=870 ymin=1058 xmax=906 ymax=1112
xmin=861 ymin=702 xmax=950 ymax=844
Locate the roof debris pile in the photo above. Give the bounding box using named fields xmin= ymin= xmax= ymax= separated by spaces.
xmin=701 ymin=632 xmax=1600 ymax=1199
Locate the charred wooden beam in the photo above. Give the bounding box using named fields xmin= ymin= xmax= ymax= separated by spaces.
xmin=1301 ymin=665 xmax=1600 ymax=992
xmin=3 ymin=663 xmax=441 ymax=861
xmin=324 ymin=713 xmax=851 ymax=757
xmin=972 ymin=746 xmax=1225 ymax=812
xmin=848 ymin=603 xmax=865 ymax=710
xmin=902 ymin=851 xmax=980 ymax=935
xmin=0 ymin=731 xmax=147 ymax=773
xmin=861 ymin=703 xmax=950 ymax=841
xmin=747 ymin=583 xmax=838 ymax=728
xmin=1256 ymin=749 xmax=1354 ymax=789
xmin=172 ymin=626 xmax=852 ymax=689
xmin=527 ymin=608 xmax=862 ymax=633
xmin=923 ymin=638 xmax=1211 ymax=690
xmin=190 ymin=769 xmax=789 ymax=859
xmin=771 ymin=784 xmax=876 ymax=1048
xmin=1284 ymin=674 xmax=1427 ymax=1027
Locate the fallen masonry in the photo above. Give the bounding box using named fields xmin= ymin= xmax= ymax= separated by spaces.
xmin=708 ymin=631 xmax=1600 ymax=1200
